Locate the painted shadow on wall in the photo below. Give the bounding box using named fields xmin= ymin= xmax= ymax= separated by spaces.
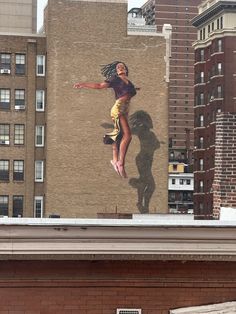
xmin=129 ymin=110 xmax=160 ymax=214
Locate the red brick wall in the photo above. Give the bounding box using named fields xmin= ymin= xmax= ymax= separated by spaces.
xmin=213 ymin=113 xmax=236 ymax=218
xmin=0 ymin=260 xmax=236 ymax=313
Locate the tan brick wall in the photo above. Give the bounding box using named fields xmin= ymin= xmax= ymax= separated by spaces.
xmin=45 ymin=0 xmax=169 ymax=217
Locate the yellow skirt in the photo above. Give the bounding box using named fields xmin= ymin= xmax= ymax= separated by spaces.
xmin=104 ymin=99 xmax=130 ymax=144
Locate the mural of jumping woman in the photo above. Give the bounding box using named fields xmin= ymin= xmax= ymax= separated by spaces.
xmin=73 ymin=61 xmax=138 ymax=178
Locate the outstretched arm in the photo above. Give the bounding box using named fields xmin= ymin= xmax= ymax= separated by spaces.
xmin=73 ymin=82 xmax=109 ymax=89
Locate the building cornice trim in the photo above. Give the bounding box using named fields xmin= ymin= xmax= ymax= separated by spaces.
xmin=1 ymin=219 xmax=236 ymax=260
xmin=192 ymin=1 xmax=236 ymax=27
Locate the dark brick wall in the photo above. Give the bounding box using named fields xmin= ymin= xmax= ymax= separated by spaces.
xmin=0 ymin=260 xmax=236 ymax=313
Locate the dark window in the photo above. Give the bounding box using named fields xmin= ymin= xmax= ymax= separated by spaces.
xmin=0 ymin=53 xmax=11 ymax=72
xmin=13 ymin=160 xmax=24 ymax=181
xmin=0 ymin=124 xmax=10 ymax=145
xmin=15 ymin=54 xmax=25 ymax=75
xmin=0 ymin=160 xmax=9 ymax=181
xmin=0 ymin=195 xmax=8 ymax=216
xmin=0 ymin=89 xmax=10 ymax=110
xmin=15 ymin=89 xmax=25 ymax=109
xmin=13 ymin=196 xmax=23 ymax=217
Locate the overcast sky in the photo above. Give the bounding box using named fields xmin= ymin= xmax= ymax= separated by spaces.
xmin=37 ymin=0 xmax=147 ymax=30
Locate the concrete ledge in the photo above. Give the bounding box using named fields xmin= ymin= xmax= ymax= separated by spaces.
xmin=170 ymin=301 xmax=236 ymax=313
xmin=1 ymin=217 xmax=236 ymax=260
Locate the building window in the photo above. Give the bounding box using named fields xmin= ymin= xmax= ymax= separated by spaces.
xmin=199 ymin=180 xmax=204 ymax=193
xmin=0 ymin=124 xmax=10 ymax=145
xmin=34 ymin=196 xmax=44 ymax=218
xmin=217 ymin=39 xmax=222 ymax=52
xmin=13 ymin=160 xmax=24 ymax=181
xmin=15 ymin=54 xmax=25 ymax=75
xmin=36 ymin=55 xmax=45 ymax=76
xmin=13 ymin=195 xmax=23 ymax=217
xmin=199 ymin=93 xmax=204 ymax=105
xmin=211 ymin=22 xmax=214 ymax=31
xmin=217 ymin=63 xmax=222 ymax=75
xmin=35 ymin=160 xmax=44 ymax=182
xmin=0 ymin=53 xmax=11 ymax=73
xmin=172 ymin=179 xmax=176 ymax=185
xmin=217 ymin=85 xmax=223 ymax=98
xmin=36 ymin=90 xmax=45 ymax=111
xmin=199 ymin=158 xmax=204 ymax=171
xmin=220 ymin=16 xmax=223 ymax=29
xmin=0 ymin=160 xmax=9 ymax=181
xmin=203 ymin=28 xmax=205 ymax=40
xmin=0 ymin=196 xmax=8 ymax=216
xmin=15 ymin=89 xmax=25 ymax=110
xmin=199 ymin=136 xmax=204 ymax=149
xmin=208 ymin=24 xmax=210 ymax=34
xmin=35 ymin=125 xmax=44 ymax=147
xmin=186 ymin=179 xmax=191 ymax=185
xmin=200 ymin=71 xmax=204 ymax=83
xmin=0 ymin=89 xmax=10 ymax=110
xmin=217 ymin=18 xmax=220 ymax=29
xmin=14 ymin=124 xmax=24 ymax=145
xmin=180 ymin=179 xmax=184 ymax=185
xmin=199 ymin=115 xmax=204 ymax=127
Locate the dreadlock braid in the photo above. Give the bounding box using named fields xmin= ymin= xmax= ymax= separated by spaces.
xmin=100 ymin=61 xmax=129 ymax=79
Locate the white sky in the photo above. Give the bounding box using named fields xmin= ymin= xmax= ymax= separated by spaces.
xmin=37 ymin=0 xmax=147 ymax=30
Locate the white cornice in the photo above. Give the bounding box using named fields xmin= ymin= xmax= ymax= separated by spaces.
xmin=1 ymin=218 xmax=236 ymax=260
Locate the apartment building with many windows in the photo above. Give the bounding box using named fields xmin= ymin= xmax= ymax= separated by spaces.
xmin=0 ymin=35 xmax=46 ymax=217
xmin=142 ymin=0 xmax=202 ymax=157
xmin=192 ymin=0 xmax=236 ymax=218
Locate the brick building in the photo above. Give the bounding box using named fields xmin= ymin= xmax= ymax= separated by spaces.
xmin=0 ymin=0 xmax=170 ymax=217
xmin=0 ymin=35 xmax=46 ymax=217
xmin=0 ymin=0 xmax=37 ymax=34
xmin=142 ymin=0 xmax=202 ymax=158
xmin=192 ymin=0 xmax=236 ymax=218
xmin=1 ymin=217 xmax=236 ymax=313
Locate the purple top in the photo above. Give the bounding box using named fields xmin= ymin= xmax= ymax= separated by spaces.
xmin=105 ymin=76 xmax=136 ymax=99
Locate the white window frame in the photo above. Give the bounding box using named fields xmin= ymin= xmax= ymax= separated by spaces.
xmin=34 ymin=196 xmax=44 ymax=218
xmin=35 ymin=160 xmax=44 ymax=182
xmin=36 ymin=55 xmax=45 ymax=76
xmin=36 ymin=90 xmax=45 ymax=111
xmin=35 ymin=125 xmax=44 ymax=147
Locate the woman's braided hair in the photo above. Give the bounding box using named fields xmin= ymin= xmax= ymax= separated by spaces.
xmin=100 ymin=61 xmax=129 ymax=79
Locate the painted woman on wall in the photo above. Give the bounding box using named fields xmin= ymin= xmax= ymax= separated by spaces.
xmin=73 ymin=61 xmax=138 ymax=178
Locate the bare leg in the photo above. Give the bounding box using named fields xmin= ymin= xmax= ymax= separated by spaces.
xmin=117 ymin=115 xmax=132 ymax=178
xmin=112 ymin=142 xmax=119 ymax=163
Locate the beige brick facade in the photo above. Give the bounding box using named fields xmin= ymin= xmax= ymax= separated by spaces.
xmin=0 ymin=35 xmax=46 ymax=217
xmin=0 ymin=0 xmax=169 ymax=218
xmin=45 ymin=0 xmax=169 ymax=217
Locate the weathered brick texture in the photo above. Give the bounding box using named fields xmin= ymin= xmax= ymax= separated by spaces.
xmin=213 ymin=113 xmax=236 ymax=218
xmin=45 ymin=0 xmax=169 ymax=217
xmin=0 ymin=260 xmax=236 ymax=313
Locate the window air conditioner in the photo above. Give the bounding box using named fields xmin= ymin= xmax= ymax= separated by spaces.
xmin=117 ymin=310 xmax=142 ymax=314
xmin=0 ymin=69 xmax=11 ymax=74
xmin=0 ymin=140 xmax=9 ymax=145
xmin=15 ymin=105 xmax=25 ymax=110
